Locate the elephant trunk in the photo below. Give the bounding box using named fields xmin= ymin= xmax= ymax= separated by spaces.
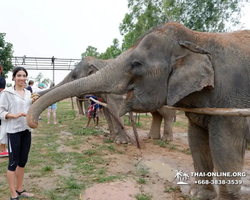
xmin=27 ymin=63 xmax=126 ymax=128
xmin=38 ymin=75 xmax=70 ymax=96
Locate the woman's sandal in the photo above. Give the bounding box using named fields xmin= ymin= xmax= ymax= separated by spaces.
xmin=10 ymin=197 xmax=19 ymax=200
xmin=16 ymin=190 xmax=34 ymax=198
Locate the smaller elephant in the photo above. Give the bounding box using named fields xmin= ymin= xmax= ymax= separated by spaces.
xmin=66 ymin=57 xmax=176 ymax=141
xmin=149 ymin=108 xmax=176 ymax=141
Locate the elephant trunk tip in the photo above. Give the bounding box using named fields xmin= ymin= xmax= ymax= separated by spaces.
xmin=26 ymin=114 xmax=38 ymax=129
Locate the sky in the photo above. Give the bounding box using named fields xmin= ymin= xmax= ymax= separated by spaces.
xmin=0 ymin=0 xmax=128 ymax=86
xmin=1 ymin=0 xmax=250 ymax=86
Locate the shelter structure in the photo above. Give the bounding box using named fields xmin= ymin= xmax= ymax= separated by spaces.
xmin=12 ymin=56 xmax=82 ymax=82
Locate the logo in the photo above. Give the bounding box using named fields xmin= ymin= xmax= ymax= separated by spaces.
xmin=175 ymin=170 xmax=190 ymax=185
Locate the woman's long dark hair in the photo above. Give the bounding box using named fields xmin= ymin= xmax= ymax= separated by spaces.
xmin=12 ymin=66 xmax=28 ymax=80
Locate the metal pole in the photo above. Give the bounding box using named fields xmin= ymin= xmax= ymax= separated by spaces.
xmin=53 ymin=62 xmax=55 ymax=83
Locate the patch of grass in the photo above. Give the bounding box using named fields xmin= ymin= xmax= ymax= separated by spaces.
xmin=135 ymin=193 xmax=152 ymax=200
xmin=84 ymin=149 xmax=100 ymax=156
xmin=136 ymin=121 xmax=142 ymax=127
xmin=103 ymin=138 xmax=114 ymax=143
xmin=137 ymin=168 xmax=149 ymax=177
xmin=155 ymin=140 xmax=168 ymax=148
xmin=173 ymin=121 xmax=188 ymax=130
xmin=98 ymin=144 xmax=116 ymax=153
xmin=170 ymin=187 xmax=178 ymax=191
xmin=137 ymin=178 xmax=146 ymax=184
xmin=124 ymin=116 xmax=131 ymax=126
xmin=95 ymin=175 xmax=120 ymax=183
xmin=41 ymin=166 xmax=53 ymax=174
xmin=181 ymin=149 xmax=191 ymax=154
xmin=164 ymin=186 xmax=179 ymax=193
xmin=66 ymin=177 xmax=81 ymax=189
xmin=98 ymin=169 xmax=106 ymax=175
xmin=82 ymin=128 xmax=102 ymax=136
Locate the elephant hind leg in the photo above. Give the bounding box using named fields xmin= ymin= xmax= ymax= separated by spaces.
xmin=161 ymin=116 xmax=174 ymax=141
xmin=148 ymin=111 xmax=162 ymax=139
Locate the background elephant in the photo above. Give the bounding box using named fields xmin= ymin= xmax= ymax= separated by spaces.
xmin=27 ymin=22 xmax=250 ymax=199
xmin=40 ymin=56 xmax=176 ymax=142
xmin=75 ymin=95 xmax=86 ymax=115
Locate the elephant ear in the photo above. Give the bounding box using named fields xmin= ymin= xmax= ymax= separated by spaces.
xmin=88 ymin=64 xmax=100 ymax=75
xmin=167 ymin=40 xmax=214 ymax=106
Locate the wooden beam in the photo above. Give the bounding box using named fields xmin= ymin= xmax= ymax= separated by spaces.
xmin=165 ymin=106 xmax=250 ymax=117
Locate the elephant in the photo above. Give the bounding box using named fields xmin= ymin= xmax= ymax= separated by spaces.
xmin=39 ymin=56 xmax=176 ymax=142
xmin=27 ymin=22 xmax=250 ymax=199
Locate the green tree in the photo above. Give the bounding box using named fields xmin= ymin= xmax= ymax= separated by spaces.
xmin=34 ymin=72 xmax=50 ymax=87
xmin=119 ymin=0 xmax=248 ymax=50
xmin=81 ymin=46 xmax=100 ymax=59
xmin=0 ymin=33 xmax=14 ymax=78
xmin=81 ymin=39 xmax=122 ymax=60
xmin=99 ymin=39 xmax=122 ymax=59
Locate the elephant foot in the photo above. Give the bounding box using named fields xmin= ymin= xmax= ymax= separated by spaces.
xmin=114 ymin=135 xmax=131 ymax=144
xmin=161 ymin=134 xmax=173 ymax=141
xmin=190 ymin=184 xmax=217 ymax=200
xmin=148 ymin=133 xmax=160 ymax=139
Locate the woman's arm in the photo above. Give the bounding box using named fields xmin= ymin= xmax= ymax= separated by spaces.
xmin=6 ymin=112 xmax=26 ymax=119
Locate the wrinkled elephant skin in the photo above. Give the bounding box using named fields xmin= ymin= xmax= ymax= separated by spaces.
xmin=27 ymin=22 xmax=250 ymax=199
xmin=39 ymin=57 xmax=175 ymax=143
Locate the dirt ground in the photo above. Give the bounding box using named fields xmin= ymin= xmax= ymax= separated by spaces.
xmin=80 ymin=114 xmax=250 ymax=200
xmin=1 ymin=111 xmax=250 ymax=200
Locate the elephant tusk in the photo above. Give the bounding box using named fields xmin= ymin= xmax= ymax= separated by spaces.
xmin=90 ymin=97 xmax=108 ymax=108
xmin=165 ymin=106 xmax=250 ymax=117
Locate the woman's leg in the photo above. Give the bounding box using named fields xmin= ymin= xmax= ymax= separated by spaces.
xmin=52 ymin=109 xmax=57 ymax=124
xmin=16 ymin=130 xmax=33 ymax=197
xmin=7 ymin=170 xmax=17 ymax=198
xmin=47 ymin=108 xmax=51 ymax=124
xmin=7 ymin=133 xmax=21 ymax=198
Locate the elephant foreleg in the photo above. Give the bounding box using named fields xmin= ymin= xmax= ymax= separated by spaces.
xmin=209 ymin=116 xmax=247 ymax=200
xmin=148 ymin=111 xmax=162 ymax=139
xmin=188 ymin=121 xmax=217 ymax=200
xmin=76 ymin=98 xmax=84 ymax=115
xmin=103 ymin=107 xmax=116 ymax=139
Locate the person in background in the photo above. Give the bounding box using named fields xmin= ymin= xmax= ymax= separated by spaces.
xmin=0 ymin=66 xmax=39 ymax=200
xmin=84 ymin=94 xmax=100 ymax=129
xmin=34 ymin=83 xmax=44 ymax=93
xmin=47 ymin=82 xmax=57 ymax=125
xmin=0 ymin=63 xmax=8 ymax=157
xmin=26 ymin=80 xmax=34 ymax=94
xmin=21 ymin=55 xmax=26 ymax=65
xmin=51 ymin=56 xmax=55 ymax=66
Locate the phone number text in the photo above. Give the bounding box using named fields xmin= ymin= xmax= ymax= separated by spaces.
xmin=194 ymin=180 xmax=243 ymax=185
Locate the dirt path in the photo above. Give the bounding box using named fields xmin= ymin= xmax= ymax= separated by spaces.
xmin=1 ymin=110 xmax=249 ymax=200
xmin=81 ymin=128 xmax=250 ymax=200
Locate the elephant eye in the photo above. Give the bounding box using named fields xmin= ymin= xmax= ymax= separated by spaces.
xmin=72 ymin=73 xmax=77 ymax=80
xmin=131 ymin=60 xmax=142 ymax=69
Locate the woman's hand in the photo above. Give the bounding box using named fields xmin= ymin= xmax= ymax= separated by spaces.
xmin=31 ymin=93 xmax=40 ymax=103
xmin=6 ymin=112 xmax=26 ymax=119
xmin=16 ymin=112 xmax=26 ymax=118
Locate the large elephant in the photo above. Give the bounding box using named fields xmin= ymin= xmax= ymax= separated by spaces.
xmin=27 ymin=22 xmax=250 ymax=199
xmin=39 ymin=57 xmax=176 ymax=142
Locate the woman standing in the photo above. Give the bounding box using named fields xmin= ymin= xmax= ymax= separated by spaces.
xmin=0 ymin=67 xmax=38 ymax=200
